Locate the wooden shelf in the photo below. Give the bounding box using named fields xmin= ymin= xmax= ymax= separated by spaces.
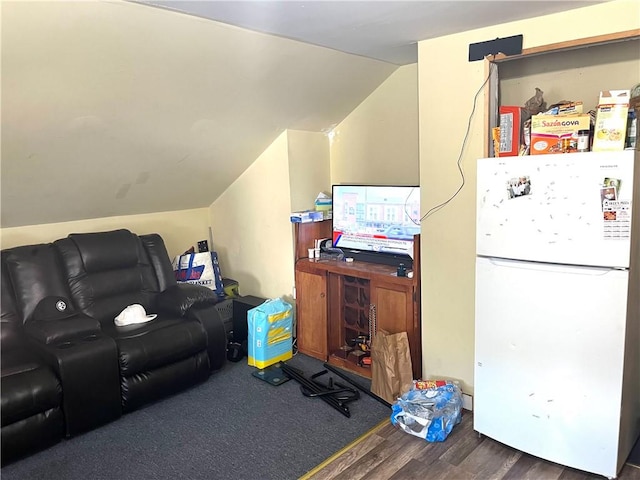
xmin=327 ymin=353 xmax=372 ymax=378
xmin=294 ymin=220 xmax=422 ymax=379
xmin=297 ymin=257 xmax=413 ymax=280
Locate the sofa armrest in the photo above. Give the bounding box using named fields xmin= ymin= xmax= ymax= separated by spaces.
xmin=155 ymin=284 xmax=220 ymax=317
xmin=187 ymin=304 xmax=227 ymax=371
xmin=25 ymin=317 xmax=102 ymax=346
xmin=27 ymin=333 xmax=122 ymax=436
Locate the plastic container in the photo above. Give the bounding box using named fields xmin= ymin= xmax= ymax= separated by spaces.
xmin=391 ymin=381 xmax=463 ymax=442
xmin=577 ymin=129 xmax=590 ymax=152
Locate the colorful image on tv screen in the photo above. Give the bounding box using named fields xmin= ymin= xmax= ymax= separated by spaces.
xmin=332 ymin=185 xmax=420 ymax=257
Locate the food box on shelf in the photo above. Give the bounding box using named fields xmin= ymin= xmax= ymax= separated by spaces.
xmin=593 ymin=90 xmax=630 ymax=152
xmin=530 ymin=114 xmax=591 ymax=155
xmin=498 ymin=106 xmax=525 ymax=157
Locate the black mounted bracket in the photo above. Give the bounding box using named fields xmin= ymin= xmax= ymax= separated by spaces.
xmin=280 ymin=363 xmax=360 ymax=417
xmin=468 ymin=34 xmax=523 ymax=62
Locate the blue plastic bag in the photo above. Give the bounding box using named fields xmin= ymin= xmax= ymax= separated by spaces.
xmin=390 ymin=382 xmax=463 ymax=442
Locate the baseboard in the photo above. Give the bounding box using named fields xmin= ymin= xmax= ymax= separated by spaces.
xmin=462 ymin=393 xmax=473 ymax=411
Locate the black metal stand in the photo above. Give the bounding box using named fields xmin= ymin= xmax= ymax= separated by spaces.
xmin=281 ymin=363 xmax=360 ymax=417
xmin=323 ymin=362 xmax=392 ymax=409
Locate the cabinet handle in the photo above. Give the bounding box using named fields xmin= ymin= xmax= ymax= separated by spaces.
xmin=369 ymin=304 xmax=376 ymax=339
xmin=320 ymin=292 xmax=325 ymax=298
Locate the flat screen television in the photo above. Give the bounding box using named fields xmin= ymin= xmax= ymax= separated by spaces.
xmin=331 ymin=184 xmax=421 ymax=268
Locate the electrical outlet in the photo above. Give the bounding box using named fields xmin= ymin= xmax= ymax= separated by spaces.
xmin=462 ymin=393 xmax=473 ymax=411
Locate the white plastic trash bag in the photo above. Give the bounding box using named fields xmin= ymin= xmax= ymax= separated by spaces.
xmin=172 ymin=252 xmax=225 ymax=297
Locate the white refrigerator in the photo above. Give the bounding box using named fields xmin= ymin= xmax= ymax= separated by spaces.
xmin=474 ymin=150 xmax=640 ymax=478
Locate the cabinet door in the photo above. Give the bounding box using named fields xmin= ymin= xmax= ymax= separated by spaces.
xmin=370 ymin=280 xmax=412 ymax=333
xmin=295 ymin=269 xmax=328 ymax=360
xmin=370 ymin=280 xmax=421 ymax=379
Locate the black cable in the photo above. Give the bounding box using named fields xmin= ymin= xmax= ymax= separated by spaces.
xmin=420 ymin=61 xmax=496 ymax=222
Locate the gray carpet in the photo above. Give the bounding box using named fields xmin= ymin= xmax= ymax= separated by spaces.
xmin=1 ymin=354 xmax=390 ymax=480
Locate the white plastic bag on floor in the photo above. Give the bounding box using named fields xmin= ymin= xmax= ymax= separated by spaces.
xmin=390 ymin=381 xmax=463 ymax=442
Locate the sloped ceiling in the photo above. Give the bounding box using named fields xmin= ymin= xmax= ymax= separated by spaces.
xmin=1 ymin=0 xmax=603 ymax=228
xmin=1 ymin=0 xmax=396 ymax=228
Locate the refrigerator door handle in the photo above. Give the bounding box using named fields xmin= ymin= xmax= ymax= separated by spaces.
xmin=480 ymin=256 xmax=626 ymax=276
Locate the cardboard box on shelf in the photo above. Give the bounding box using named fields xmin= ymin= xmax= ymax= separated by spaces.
xmin=530 ymin=114 xmax=591 ymax=155
xmin=315 ymin=192 xmax=332 ymax=211
xmin=499 ymin=106 xmax=525 ymax=157
xmin=290 ymin=210 xmax=324 ymax=223
xmin=557 ymin=102 xmax=583 ymax=115
xmin=593 ymin=90 xmax=630 ymax=152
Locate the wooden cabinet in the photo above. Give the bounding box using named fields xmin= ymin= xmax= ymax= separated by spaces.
xmin=293 ymin=220 xmax=422 ymax=379
xmin=295 ymin=269 xmax=328 ymax=360
xmin=370 ymin=278 xmax=421 ymax=376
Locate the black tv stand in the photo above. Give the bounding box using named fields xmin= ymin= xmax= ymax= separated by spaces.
xmin=343 ymin=249 xmax=413 ymax=270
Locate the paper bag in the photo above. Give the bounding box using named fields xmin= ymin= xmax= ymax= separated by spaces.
xmin=371 ymin=330 xmax=413 ymax=404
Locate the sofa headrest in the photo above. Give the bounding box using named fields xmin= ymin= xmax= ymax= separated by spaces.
xmin=68 ymin=229 xmax=139 ymax=273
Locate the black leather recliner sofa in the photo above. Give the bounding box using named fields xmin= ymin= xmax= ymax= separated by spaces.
xmin=1 ymin=266 xmax=65 ymax=465
xmin=1 ymin=229 xmax=227 ymax=464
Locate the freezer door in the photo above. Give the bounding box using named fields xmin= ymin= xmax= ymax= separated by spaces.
xmin=477 ymin=150 xmax=633 ymax=268
xmin=474 ymin=256 xmax=628 ymax=478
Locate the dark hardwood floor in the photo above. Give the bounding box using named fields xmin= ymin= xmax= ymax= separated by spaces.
xmin=305 ymin=412 xmax=640 ymax=480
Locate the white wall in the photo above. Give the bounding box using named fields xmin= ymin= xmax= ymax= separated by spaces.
xmin=418 ymin=0 xmax=640 ymax=394
xmin=0 ymin=208 xmax=210 ymax=258
xmin=330 ymin=64 xmax=419 ymax=185
xmin=209 ymin=128 xmax=331 ymax=301
xmin=209 ymin=131 xmax=294 ymax=300
xmin=287 ymin=130 xmax=331 ymax=212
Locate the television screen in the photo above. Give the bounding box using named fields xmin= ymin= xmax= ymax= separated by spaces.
xmin=331 ymin=185 xmax=420 ymax=263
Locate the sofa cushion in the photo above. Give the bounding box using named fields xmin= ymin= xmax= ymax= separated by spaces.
xmin=1 ymin=408 xmax=64 ymax=465
xmin=1 ymin=350 xmax=62 ymax=426
xmin=120 ymin=351 xmax=210 ymax=413
xmin=103 ymin=316 xmax=208 ymax=376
